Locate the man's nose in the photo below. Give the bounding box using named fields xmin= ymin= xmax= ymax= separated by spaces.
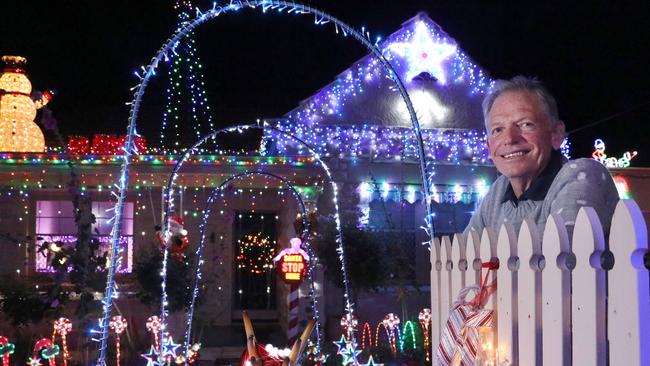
xmin=503 ymin=126 xmax=522 ymax=144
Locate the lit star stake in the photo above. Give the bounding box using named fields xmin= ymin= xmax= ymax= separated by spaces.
xmin=361 ymin=356 xmax=384 ymax=366
xmin=141 ymin=346 xmax=162 ymax=366
xmin=333 ymin=335 xmax=348 ymax=355
xmin=340 ymin=341 xmax=361 ymax=365
xmin=386 ymin=21 xmax=457 ymax=83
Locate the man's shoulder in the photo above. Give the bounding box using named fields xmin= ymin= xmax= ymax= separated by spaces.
xmin=556 ymin=157 xmax=611 ymax=179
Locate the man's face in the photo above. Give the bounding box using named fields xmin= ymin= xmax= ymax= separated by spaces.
xmin=486 ymin=91 xmax=565 ymax=188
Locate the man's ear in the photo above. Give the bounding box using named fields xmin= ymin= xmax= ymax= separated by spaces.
xmin=551 ymin=120 xmax=566 ymax=150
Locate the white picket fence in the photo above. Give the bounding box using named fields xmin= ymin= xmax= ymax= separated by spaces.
xmin=430 ymin=199 xmax=650 ymax=366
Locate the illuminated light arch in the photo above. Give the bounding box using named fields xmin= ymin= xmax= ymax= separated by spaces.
xmin=159 ymin=123 xmax=340 ymax=358
xmin=374 ymin=321 xmax=392 ymax=351
xmin=400 ymin=320 xmax=417 ymax=351
xmin=100 ymin=2 xmax=436 ymax=364
xmin=184 ymin=169 xmax=321 ymax=353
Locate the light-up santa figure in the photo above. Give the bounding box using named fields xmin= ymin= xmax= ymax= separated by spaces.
xmin=0 ymin=55 xmax=52 ymax=152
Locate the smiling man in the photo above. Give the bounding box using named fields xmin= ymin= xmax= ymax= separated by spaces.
xmin=466 ymin=76 xmax=619 ymax=238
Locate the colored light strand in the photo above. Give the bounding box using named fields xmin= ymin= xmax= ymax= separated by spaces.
xmin=105 ymin=3 xmax=434 ymax=363
xmin=160 ymin=1 xmax=215 ymax=147
xmin=418 ymin=308 xmax=432 ymax=362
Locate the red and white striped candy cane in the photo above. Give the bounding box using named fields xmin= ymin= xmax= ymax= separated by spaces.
xmin=110 ymin=316 xmax=128 ymax=366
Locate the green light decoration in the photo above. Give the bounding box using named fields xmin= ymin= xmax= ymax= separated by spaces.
xmin=401 ymin=320 xmax=417 ymax=351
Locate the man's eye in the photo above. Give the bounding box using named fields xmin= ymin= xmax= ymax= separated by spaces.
xmin=491 ymin=127 xmax=503 ymax=135
xmin=519 ymin=121 xmax=535 ymax=129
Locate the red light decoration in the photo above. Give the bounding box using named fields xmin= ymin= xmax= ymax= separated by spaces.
xmin=67 ymin=135 xmax=147 ymax=155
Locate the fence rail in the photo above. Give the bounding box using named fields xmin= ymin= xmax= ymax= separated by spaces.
xmin=430 ymin=199 xmax=650 ymax=365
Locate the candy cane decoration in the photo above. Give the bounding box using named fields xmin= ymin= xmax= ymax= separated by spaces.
xmin=109 ymin=316 xmax=128 ymax=366
xmin=0 ymin=336 xmax=15 ymax=366
xmin=382 ymin=313 xmax=400 ymax=356
xmin=418 ymin=308 xmax=432 ymax=362
xmin=53 ymin=318 xmax=72 ymax=366
xmin=33 ymin=338 xmax=58 ymax=366
xmin=146 ymin=316 xmax=162 ymax=351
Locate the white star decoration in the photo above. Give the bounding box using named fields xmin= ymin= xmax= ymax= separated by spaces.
xmin=161 ymin=336 xmax=181 ymax=360
xmin=141 ymin=345 xmax=162 ymax=366
xmin=386 ymin=21 xmax=457 ymax=84
xmin=361 ymin=356 xmax=384 ymax=366
xmin=340 ymin=341 xmax=361 ymax=365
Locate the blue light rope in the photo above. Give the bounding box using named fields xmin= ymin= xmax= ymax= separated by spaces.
xmin=102 ymin=2 xmax=431 ymax=364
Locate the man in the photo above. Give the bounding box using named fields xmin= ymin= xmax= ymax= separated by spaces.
xmin=466 ymin=76 xmax=619 ymax=238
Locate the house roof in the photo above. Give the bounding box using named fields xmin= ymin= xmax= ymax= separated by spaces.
xmin=283 ymin=12 xmax=493 ymax=131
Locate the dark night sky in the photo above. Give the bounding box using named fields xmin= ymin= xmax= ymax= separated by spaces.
xmin=1 ymin=1 xmax=649 ymax=164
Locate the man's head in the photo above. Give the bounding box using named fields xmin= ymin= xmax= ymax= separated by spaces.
xmin=483 ymin=76 xmax=566 ymax=196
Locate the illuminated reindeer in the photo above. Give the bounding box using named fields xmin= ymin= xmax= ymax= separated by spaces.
xmin=239 ymin=311 xmax=315 ymax=366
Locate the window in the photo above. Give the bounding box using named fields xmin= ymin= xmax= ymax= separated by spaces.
xmin=35 ymin=201 xmax=134 ymax=273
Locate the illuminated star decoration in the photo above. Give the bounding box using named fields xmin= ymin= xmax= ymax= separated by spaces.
xmin=360 ymin=356 xmax=383 ymax=366
xmin=161 ymin=336 xmax=181 ymax=360
xmin=141 ymin=345 xmax=162 ymax=366
xmin=27 ymin=357 xmax=42 ymax=366
xmin=386 ymin=21 xmax=457 ymax=84
xmin=339 ymin=341 xmax=361 ymax=365
xmin=333 ymin=335 xmax=348 ymax=355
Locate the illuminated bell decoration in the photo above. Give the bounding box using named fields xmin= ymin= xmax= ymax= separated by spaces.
xmin=273 ymin=237 xmax=309 ymax=285
xmin=0 ymin=56 xmax=48 ymax=152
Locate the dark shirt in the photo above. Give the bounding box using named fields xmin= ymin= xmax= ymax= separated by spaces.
xmin=501 ymin=149 xmax=565 ymax=206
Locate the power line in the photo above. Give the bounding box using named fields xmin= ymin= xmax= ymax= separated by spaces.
xmin=568 ymin=99 xmax=650 ymax=135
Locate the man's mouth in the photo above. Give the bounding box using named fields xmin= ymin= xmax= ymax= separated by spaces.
xmin=501 ymin=151 xmax=528 ymax=159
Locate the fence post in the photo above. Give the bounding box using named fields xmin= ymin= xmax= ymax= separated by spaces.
xmin=451 ymin=233 xmax=467 ymax=298
xmin=542 ymin=213 xmax=572 ymax=366
xmin=466 ymin=228 xmax=482 ymax=287
xmin=608 ymin=200 xmax=650 ymax=366
xmin=430 ymin=236 xmax=442 ymax=353
xmin=572 ymin=207 xmax=607 ymax=366
xmin=518 ymin=218 xmax=541 ymax=365
xmin=495 ymin=222 xmax=517 ymax=365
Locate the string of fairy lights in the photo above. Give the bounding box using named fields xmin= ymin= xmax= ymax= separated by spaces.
xmin=160 ymin=0 xmax=215 ymax=147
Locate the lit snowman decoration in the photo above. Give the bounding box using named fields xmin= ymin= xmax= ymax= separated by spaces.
xmin=0 ymin=55 xmax=52 ymax=152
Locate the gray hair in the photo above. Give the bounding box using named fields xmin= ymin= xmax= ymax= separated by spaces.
xmin=482 ymin=76 xmax=560 ymax=129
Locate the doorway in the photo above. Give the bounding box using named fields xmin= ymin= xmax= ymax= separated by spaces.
xmin=233 ymin=211 xmax=278 ymax=310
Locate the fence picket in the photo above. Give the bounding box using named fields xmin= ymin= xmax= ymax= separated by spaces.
xmin=542 ymin=213 xmax=572 ymax=366
xmin=571 ymin=207 xmax=607 ymax=366
xmin=431 ymin=236 xmax=442 ymax=347
xmin=481 ymin=228 xmax=496 ymax=314
xmin=496 ymin=222 xmax=517 ymax=365
xmin=466 ymin=228 xmax=482 ymax=287
xmin=451 ymin=233 xmax=466 ymax=298
xmin=518 ymin=218 xmax=540 ymax=365
xmin=608 ymin=200 xmax=650 ymax=366
xmin=441 ymin=236 xmax=452 ymax=329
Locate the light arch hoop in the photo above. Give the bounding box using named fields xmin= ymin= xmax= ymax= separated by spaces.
xmin=185 ymin=170 xmax=320 ymax=356
xmin=163 ymin=123 xmax=336 ymax=356
xmin=99 ymin=2 xmax=435 ymax=364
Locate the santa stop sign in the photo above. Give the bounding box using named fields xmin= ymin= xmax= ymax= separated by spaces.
xmin=274 ymin=238 xmax=309 ymax=285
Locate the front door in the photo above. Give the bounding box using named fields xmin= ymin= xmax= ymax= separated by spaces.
xmin=233 ymin=211 xmax=278 ymax=310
